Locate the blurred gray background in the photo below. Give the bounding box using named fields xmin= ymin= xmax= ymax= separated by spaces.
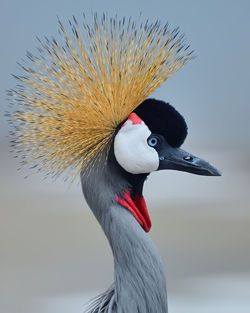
xmin=0 ymin=0 xmax=249 ymax=313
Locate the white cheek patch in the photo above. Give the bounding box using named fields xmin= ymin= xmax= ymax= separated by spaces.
xmin=114 ymin=113 xmax=159 ymax=174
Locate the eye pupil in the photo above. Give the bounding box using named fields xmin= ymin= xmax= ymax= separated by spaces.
xmin=147 ymin=136 xmax=159 ymax=147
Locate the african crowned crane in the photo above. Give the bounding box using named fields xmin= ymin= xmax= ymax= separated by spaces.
xmin=8 ymin=14 xmax=220 ymax=313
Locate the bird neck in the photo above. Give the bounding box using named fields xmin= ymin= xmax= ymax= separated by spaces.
xmin=81 ymin=162 xmax=168 ymax=313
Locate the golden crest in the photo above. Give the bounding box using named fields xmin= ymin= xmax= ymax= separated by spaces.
xmin=8 ymin=13 xmax=193 ymax=181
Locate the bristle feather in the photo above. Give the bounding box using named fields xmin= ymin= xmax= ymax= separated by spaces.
xmin=8 ymin=13 xmax=193 ymax=181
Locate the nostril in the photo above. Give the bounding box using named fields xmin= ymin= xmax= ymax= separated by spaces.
xmin=184 ymin=155 xmax=193 ymax=161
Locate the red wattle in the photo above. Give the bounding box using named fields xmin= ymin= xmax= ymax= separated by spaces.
xmin=116 ymin=190 xmax=151 ymax=232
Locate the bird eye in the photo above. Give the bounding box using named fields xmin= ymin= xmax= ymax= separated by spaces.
xmin=147 ymin=136 xmax=160 ymax=148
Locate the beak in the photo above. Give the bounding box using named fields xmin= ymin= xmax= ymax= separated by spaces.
xmin=158 ymin=146 xmax=221 ymax=176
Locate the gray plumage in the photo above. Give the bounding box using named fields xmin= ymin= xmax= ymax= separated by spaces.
xmin=80 ymin=99 xmax=220 ymax=313
xmin=81 ymin=158 xmax=168 ymax=313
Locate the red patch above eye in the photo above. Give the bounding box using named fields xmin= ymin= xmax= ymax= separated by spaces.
xmin=128 ymin=113 xmax=143 ymax=125
xmin=121 ymin=112 xmax=143 ymax=128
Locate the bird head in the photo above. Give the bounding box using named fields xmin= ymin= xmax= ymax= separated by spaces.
xmin=8 ymin=14 xmax=222 ymax=233
xmin=8 ymin=14 xmax=220 ymax=213
xmin=114 ymin=98 xmax=221 ymax=177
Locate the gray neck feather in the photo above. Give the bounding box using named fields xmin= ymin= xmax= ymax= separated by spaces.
xmin=81 ymin=162 xmax=168 ymax=313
